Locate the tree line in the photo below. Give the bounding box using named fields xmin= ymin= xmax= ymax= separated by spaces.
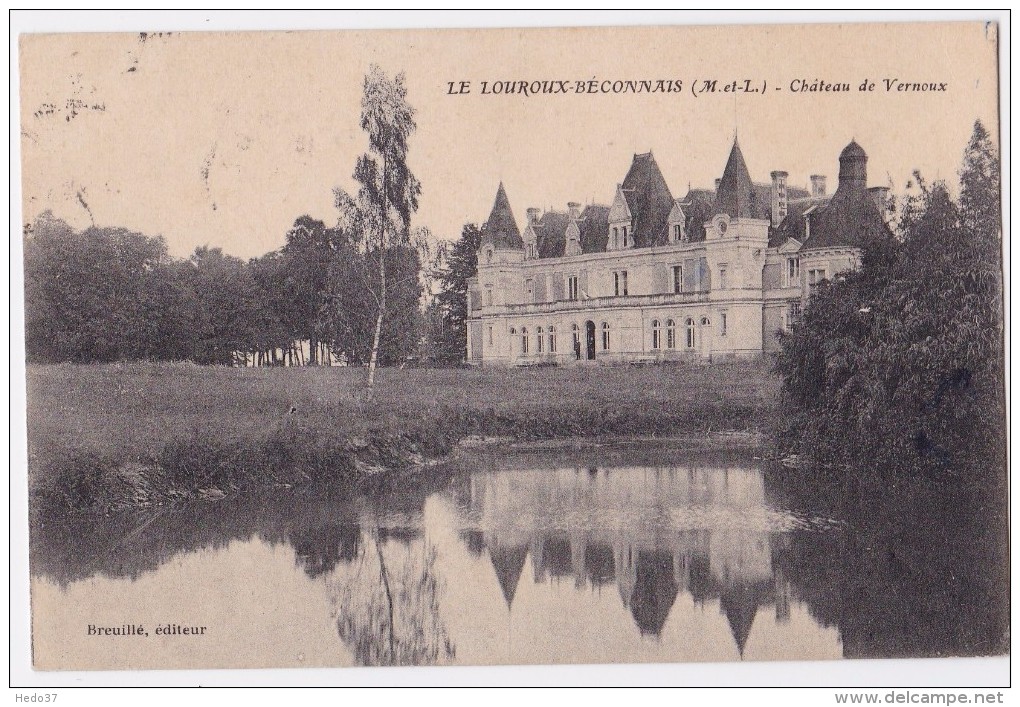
xmin=23 ymin=211 xmax=426 ymax=367
xmin=775 ymin=120 xmax=1003 ymax=484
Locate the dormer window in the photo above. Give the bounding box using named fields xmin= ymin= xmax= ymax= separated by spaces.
xmin=622 ymin=226 xmax=630 ymax=248
xmin=785 ymin=257 xmax=800 ymax=287
xmin=673 ymin=224 xmax=683 ymax=242
xmin=485 ymin=248 xmax=493 ymax=264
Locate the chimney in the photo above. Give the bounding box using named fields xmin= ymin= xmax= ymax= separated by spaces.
xmin=810 ymin=175 xmax=827 ymax=197
xmin=770 ymin=170 xmax=789 ymax=228
xmin=526 ymin=207 xmax=541 ymax=224
xmin=714 ymin=178 xmax=722 ymax=192
xmin=567 ymin=202 xmax=581 ymax=220
xmin=868 ymin=186 xmax=892 ymax=222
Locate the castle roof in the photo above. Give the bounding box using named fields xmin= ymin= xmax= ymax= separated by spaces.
xmin=534 ymin=210 xmax=571 ymax=259
xmin=480 ymin=182 xmax=523 ymax=250
xmin=773 ymin=141 xmax=892 ymax=250
xmin=714 ymin=139 xmax=769 ymax=220
xmin=578 ymin=204 xmax=611 ymax=254
xmin=620 ymin=152 xmax=675 ymax=247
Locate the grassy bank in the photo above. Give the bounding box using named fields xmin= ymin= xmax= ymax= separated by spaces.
xmin=26 ymin=360 xmax=779 ymax=514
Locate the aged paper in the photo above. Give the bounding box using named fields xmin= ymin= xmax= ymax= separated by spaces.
xmin=17 ymin=19 xmax=1006 ymax=680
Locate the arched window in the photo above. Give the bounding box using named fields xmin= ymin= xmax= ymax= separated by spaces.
xmin=652 ymin=319 xmax=661 ymax=349
xmin=521 ymin=327 xmax=529 ymax=355
xmin=537 ymin=326 xmax=544 ymax=353
xmin=601 ymin=322 xmax=610 ymax=351
xmin=701 ymin=316 xmax=711 ymax=327
xmin=666 ymin=319 xmax=676 ymax=349
xmin=685 ymin=318 xmax=696 ymax=349
xmin=548 ymin=325 xmax=556 ymax=353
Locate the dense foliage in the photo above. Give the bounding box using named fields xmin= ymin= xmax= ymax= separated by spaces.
xmin=427 ymin=223 xmax=482 ymax=363
xmin=23 ymin=212 xmax=424 ymax=366
xmin=774 ymin=120 xmax=1004 ymax=484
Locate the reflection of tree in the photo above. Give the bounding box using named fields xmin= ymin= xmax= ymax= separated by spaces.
xmin=292 ymin=524 xmax=361 ymax=578
xmin=330 ymin=530 xmax=455 ymax=666
xmin=771 ymin=469 xmax=1009 ymax=658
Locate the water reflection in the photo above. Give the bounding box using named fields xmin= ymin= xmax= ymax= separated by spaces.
xmin=444 ymin=461 xmax=816 ymax=657
xmin=28 ymin=445 xmax=1007 ymax=670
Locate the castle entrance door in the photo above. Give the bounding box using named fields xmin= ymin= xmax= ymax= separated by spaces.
xmin=585 ymin=321 xmax=596 ymax=360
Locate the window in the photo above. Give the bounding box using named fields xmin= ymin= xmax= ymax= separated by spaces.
xmin=788 ymin=301 xmax=803 ymax=329
xmin=685 ymin=318 xmax=696 ymax=349
xmin=487 ymin=326 xmax=493 ymax=345
xmin=785 ymin=257 xmax=800 ymax=287
xmin=601 ymin=322 xmax=610 ymax=351
xmin=612 ymin=227 xmax=619 ymax=249
xmin=485 ymin=249 xmax=493 ymax=264
xmin=548 ymin=325 xmax=556 ymax=353
xmin=622 ymin=226 xmax=630 ymax=248
xmin=521 ymin=327 xmax=529 ymax=355
xmin=484 ymin=286 xmax=493 ymax=307
xmin=673 ymin=224 xmax=683 ymax=242
xmin=567 ymin=275 xmax=579 ymax=301
xmin=666 ymin=319 xmax=676 ymax=349
xmin=701 ymin=316 xmax=711 ymax=327
xmin=808 ymin=268 xmax=827 ymax=287
xmin=537 ymin=326 xmax=544 ymax=353
xmin=719 ymin=263 xmax=729 ymax=290
xmin=673 ymin=265 xmax=683 ymax=294
xmin=525 ymin=278 xmax=534 ymax=302
xmin=652 ymin=319 xmax=662 ymax=349
xmin=572 ymin=323 xmax=581 ymax=355
xmin=528 ymin=244 xmax=535 ymax=258
xmin=720 ymin=312 xmax=728 ymax=336
xmin=614 ymin=270 xmax=628 ymax=296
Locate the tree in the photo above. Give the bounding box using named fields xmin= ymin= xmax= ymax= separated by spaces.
xmin=24 ymin=214 xmax=176 ymax=363
xmin=775 ymin=120 xmax=1004 ymax=486
xmin=430 ymin=224 xmax=482 ymax=363
xmin=280 ymin=216 xmax=342 ymax=364
xmin=188 ymin=246 xmax=252 ymax=365
xmin=336 ymin=65 xmax=422 ymax=397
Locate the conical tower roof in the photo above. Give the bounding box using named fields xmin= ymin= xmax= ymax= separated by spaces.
xmin=480 ymin=182 xmax=523 ymax=250
xmin=489 ymin=545 xmax=529 ymax=608
xmin=714 ymin=138 xmax=767 ymax=219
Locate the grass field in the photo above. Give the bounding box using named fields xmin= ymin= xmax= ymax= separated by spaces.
xmin=26 ymin=360 xmax=780 ymax=513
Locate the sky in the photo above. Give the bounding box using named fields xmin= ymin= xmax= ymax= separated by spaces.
xmin=18 ymin=16 xmax=1001 ymax=260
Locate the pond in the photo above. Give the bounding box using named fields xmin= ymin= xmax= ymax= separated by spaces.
xmin=28 ymin=442 xmax=1007 ymax=670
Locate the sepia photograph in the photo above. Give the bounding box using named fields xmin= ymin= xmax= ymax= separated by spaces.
xmin=11 ymin=11 xmax=1008 ymax=689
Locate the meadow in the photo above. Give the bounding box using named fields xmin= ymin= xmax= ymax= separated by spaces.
xmin=26 ymin=360 xmax=779 ymax=514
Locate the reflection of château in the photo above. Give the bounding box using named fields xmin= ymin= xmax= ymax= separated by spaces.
xmin=453 ymin=464 xmax=793 ymax=654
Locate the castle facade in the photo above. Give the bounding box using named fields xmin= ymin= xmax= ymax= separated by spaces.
xmin=466 ymin=138 xmax=893 ymax=365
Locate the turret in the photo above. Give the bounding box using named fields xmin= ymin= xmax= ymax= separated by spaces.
xmin=838 ymin=141 xmax=867 ymax=189
xmin=478 ymin=182 xmax=524 ymax=266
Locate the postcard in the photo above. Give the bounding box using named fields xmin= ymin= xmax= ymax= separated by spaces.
xmin=17 ymin=18 xmax=1006 ymax=678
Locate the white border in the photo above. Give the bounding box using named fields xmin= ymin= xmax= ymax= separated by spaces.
xmin=8 ymin=9 xmax=1012 ymax=691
